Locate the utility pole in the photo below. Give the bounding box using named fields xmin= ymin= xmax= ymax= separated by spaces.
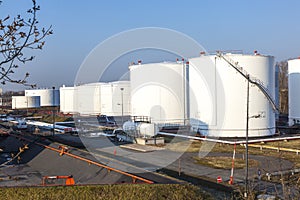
xmin=26 ymin=96 xmax=28 ymax=116
xmin=182 ymin=58 xmax=186 ymax=125
xmin=120 ymin=87 xmax=124 ymax=124
xmin=52 ymin=87 xmax=55 ymax=136
xmin=245 ymin=74 xmax=250 ymax=199
xmin=184 ymin=60 xmax=190 ymax=126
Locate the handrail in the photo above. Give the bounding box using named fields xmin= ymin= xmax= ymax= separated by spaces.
xmin=248 ymin=144 xmax=300 ymax=155
xmin=216 ymin=52 xmax=279 ymax=112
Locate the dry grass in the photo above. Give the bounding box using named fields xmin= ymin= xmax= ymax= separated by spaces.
xmin=167 ymin=139 xmax=300 ymax=168
xmin=0 ymin=184 xmax=212 ymax=200
xmin=41 ymin=115 xmax=71 ymax=123
xmin=265 ymin=139 xmax=300 ymax=149
xmin=165 ymin=140 xmax=196 ymax=152
xmin=165 ymin=140 xmax=230 ymax=153
xmin=193 ymin=156 xmax=259 ymax=169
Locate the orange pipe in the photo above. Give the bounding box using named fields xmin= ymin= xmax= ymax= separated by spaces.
xmin=9 ymin=133 xmax=154 ymax=184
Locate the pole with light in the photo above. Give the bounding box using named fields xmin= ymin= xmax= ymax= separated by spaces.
xmin=245 ymin=74 xmax=250 ymax=199
xmin=52 ymin=86 xmax=55 ymax=136
xmin=26 ymin=96 xmax=28 ymax=116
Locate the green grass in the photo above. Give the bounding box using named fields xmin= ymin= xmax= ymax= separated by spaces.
xmin=0 ymin=184 xmax=212 ymax=200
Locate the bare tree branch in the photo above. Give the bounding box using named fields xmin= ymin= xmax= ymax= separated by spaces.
xmin=0 ymin=0 xmax=53 ymax=88
xmin=277 ymin=61 xmax=288 ymax=114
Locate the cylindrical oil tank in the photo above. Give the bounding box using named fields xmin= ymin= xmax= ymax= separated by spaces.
xmin=288 ymin=58 xmax=300 ymax=126
xmin=73 ymin=83 xmax=102 ymax=115
xmin=122 ymin=121 xmax=156 ymax=137
xmin=101 ymin=81 xmax=131 ymax=116
xmin=60 ymin=85 xmax=75 ymax=114
xmin=139 ymin=123 xmax=156 ymax=137
xmin=73 ymin=81 xmax=131 ymax=115
xmin=122 ymin=121 xmax=137 ymax=136
xmin=12 ymin=96 xmax=40 ymax=109
xmin=130 ymin=61 xmax=188 ymax=124
xmin=25 ymin=89 xmax=60 ymax=107
xmin=189 ymin=53 xmax=276 ymax=137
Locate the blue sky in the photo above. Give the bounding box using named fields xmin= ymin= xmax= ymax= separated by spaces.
xmin=1 ymin=0 xmax=300 ymax=91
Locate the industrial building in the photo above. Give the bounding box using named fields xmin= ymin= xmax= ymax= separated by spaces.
xmin=25 ymin=88 xmax=60 ymax=107
xmin=11 ymin=96 xmax=40 ymax=109
xmin=11 ymin=88 xmax=59 ymax=109
xmin=288 ymin=58 xmax=300 ymax=126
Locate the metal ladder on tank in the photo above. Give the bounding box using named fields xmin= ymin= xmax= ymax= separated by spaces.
xmin=216 ymin=51 xmax=279 ymax=112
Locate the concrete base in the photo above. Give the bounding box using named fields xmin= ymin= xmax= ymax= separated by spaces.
xmin=120 ymin=143 xmax=165 ymax=152
xmin=135 ymin=137 xmax=164 ymax=145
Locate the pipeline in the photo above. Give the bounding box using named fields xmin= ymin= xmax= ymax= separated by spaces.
xmin=158 ymin=131 xmax=300 ymax=145
xmin=248 ymin=143 xmax=300 ymax=155
xmin=7 ymin=132 xmax=154 ymax=184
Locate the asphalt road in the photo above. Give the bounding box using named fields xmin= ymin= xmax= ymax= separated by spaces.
xmin=0 ymin=134 xmax=180 ymax=186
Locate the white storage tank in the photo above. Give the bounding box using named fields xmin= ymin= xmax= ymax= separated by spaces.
xmin=74 ymin=83 xmax=102 ymax=115
xmin=130 ymin=61 xmax=188 ymax=124
xmin=288 ymin=58 xmax=300 ymax=126
xmin=139 ymin=123 xmax=156 ymax=137
xmin=25 ymin=89 xmax=60 ymax=107
xmin=12 ymin=96 xmax=40 ymax=109
xmin=101 ymin=81 xmax=131 ymax=116
xmin=60 ymin=85 xmax=75 ymax=114
xmin=73 ymin=81 xmax=131 ymax=115
xmin=123 ymin=121 xmax=137 ymax=133
xmin=189 ymin=53 xmax=276 ymax=137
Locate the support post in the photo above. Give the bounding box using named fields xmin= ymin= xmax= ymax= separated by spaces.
xmin=245 ymin=75 xmax=250 ymax=199
xmin=120 ymin=87 xmax=124 ymax=124
xmin=52 ymin=87 xmax=55 ymax=136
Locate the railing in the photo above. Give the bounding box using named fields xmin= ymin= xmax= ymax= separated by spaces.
xmin=131 ymin=116 xmax=151 ymax=123
xmin=216 ymin=51 xmax=279 ymax=112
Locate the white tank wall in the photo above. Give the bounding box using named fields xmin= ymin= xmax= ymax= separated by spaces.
xmin=101 ymin=81 xmax=131 ymax=116
xmin=74 ymin=83 xmax=102 ymax=115
xmin=288 ymin=58 xmax=300 ymax=126
xmin=25 ymin=89 xmax=60 ymax=107
xmin=189 ymin=54 xmax=276 ymax=137
xmin=189 ymin=56 xmax=216 ymax=133
xmin=12 ymin=96 xmax=40 ymax=109
xmin=72 ymin=81 xmax=131 ymax=115
xmin=60 ymin=86 xmax=75 ymax=114
xmin=130 ymin=62 xmax=187 ymax=124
